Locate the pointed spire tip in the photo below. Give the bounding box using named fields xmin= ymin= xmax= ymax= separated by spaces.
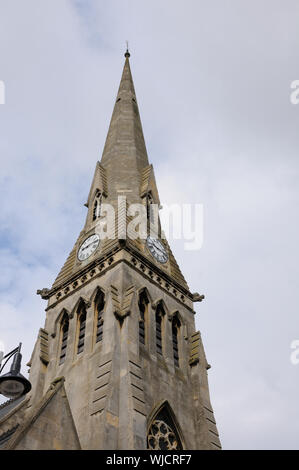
xmin=125 ymin=40 xmax=130 ymax=58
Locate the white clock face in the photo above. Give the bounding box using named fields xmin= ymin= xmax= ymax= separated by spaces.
xmin=146 ymin=237 xmax=168 ymax=264
xmin=78 ymin=234 xmax=100 ymax=261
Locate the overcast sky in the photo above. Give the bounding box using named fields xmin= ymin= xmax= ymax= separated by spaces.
xmin=0 ymin=0 xmax=299 ymax=450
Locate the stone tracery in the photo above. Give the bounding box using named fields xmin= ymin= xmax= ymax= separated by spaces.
xmin=147 ymin=405 xmax=183 ymax=450
xmin=147 ymin=419 xmax=179 ymax=450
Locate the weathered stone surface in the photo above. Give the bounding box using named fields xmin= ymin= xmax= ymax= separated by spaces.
xmin=3 ymin=378 xmax=80 ymax=450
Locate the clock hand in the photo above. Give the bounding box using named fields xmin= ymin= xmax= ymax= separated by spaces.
xmin=82 ymin=241 xmax=96 ymax=251
xmin=152 ymin=240 xmax=165 ymax=253
xmin=154 ymin=246 xmax=163 ymax=254
xmin=153 ymin=247 xmax=166 ymax=259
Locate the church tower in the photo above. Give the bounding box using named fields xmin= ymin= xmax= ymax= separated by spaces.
xmin=0 ymin=51 xmax=221 ymax=450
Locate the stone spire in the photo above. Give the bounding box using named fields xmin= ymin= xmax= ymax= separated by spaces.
xmin=100 ymin=50 xmax=149 ymax=202
xmin=0 ymin=51 xmax=221 ymax=451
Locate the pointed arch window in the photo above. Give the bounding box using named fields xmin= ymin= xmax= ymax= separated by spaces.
xmin=77 ymin=302 xmax=87 ymax=354
xmin=92 ymin=199 xmax=98 ymax=221
xmin=146 ymin=192 xmax=155 ymax=225
xmin=138 ymin=290 xmax=149 ymax=346
xmin=94 ymin=290 xmax=105 ymax=343
xmin=59 ymin=313 xmax=69 ymax=365
xmin=172 ymin=316 xmax=181 ymax=368
xmin=92 ymin=191 xmax=102 ymax=221
xmin=147 ymin=404 xmax=183 ymax=450
xmin=155 ymin=304 xmax=164 ymax=356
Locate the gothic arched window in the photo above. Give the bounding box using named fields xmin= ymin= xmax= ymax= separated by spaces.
xmin=94 ymin=290 xmax=105 ymax=343
xmin=59 ymin=313 xmax=69 ymax=365
xmin=77 ymin=302 xmax=87 ymax=354
xmin=138 ymin=291 xmax=149 ymax=346
xmin=92 ymin=199 xmax=98 ymax=221
xmin=155 ymin=304 xmax=164 ymax=356
xmin=172 ymin=316 xmax=181 ymax=368
xmin=146 ymin=192 xmax=158 ymax=227
xmin=146 ymin=192 xmax=153 ymax=223
xmin=92 ymin=192 xmax=102 ymax=221
xmin=147 ymin=403 xmax=183 ymax=450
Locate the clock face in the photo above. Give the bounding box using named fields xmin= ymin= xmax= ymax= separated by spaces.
xmin=78 ymin=234 xmax=100 ymax=261
xmin=146 ymin=237 xmax=168 ymax=264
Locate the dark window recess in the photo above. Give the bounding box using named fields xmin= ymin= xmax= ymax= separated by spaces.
xmin=172 ymin=317 xmax=181 ymax=368
xmin=156 ymin=306 xmax=163 ymax=355
xmin=139 ymin=320 xmax=145 ymax=345
xmin=92 ymin=200 xmax=98 ymax=221
xmin=138 ymin=291 xmax=149 ymax=346
xmin=77 ymin=304 xmax=87 ymax=354
xmin=92 ymin=194 xmax=102 ymax=221
xmin=138 ymin=295 xmax=146 ymax=345
xmin=96 ymin=313 xmax=104 ymax=343
xmin=59 ymin=315 xmax=69 ymax=365
xmin=95 ymin=291 xmax=105 ymax=343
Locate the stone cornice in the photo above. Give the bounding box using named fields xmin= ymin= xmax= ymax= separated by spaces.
xmin=42 ymin=245 xmax=198 ymax=314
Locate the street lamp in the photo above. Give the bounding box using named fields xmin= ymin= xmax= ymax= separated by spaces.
xmin=0 ymin=343 xmax=31 ymax=399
